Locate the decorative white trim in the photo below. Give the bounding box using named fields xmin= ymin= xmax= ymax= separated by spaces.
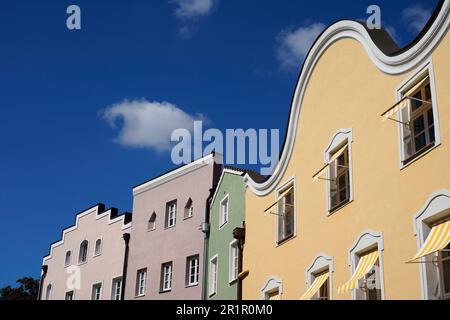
xmin=90 ymin=281 xmax=103 ymax=301
xmin=396 ymin=59 xmax=442 ymax=169
xmin=347 ymin=230 xmax=386 ymax=300
xmin=93 ymin=237 xmax=103 ymax=257
xmin=110 ymin=275 xmax=123 ymax=301
xmin=413 ymin=190 xmax=450 ymax=300
xmin=260 ymin=276 xmax=283 ymax=300
xmin=245 ymin=2 xmax=450 ymax=196
xmin=229 ymin=239 xmax=239 ymax=284
xmin=43 ymin=205 xmax=131 ymax=264
xmin=219 ymin=195 xmax=230 ymax=229
xmin=305 ymin=254 xmax=334 ymax=300
xmin=133 ymin=153 xmax=217 ymax=196
xmin=209 ymin=254 xmax=219 ymax=297
xmin=324 ymin=129 xmax=354 ymax=213
xmin=275 ymin=176 xmax=296 ymax=246
xmin=210 ymin=168 xmax=244 ymax=207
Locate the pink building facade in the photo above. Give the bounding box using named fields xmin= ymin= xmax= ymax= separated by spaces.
xmin=125 ymin=154 xmax=222 ymax=300
xmin=40 ymin=204 xmax=131 ymax=300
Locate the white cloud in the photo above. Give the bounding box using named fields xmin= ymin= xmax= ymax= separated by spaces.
xmin=101 ymin=99 xmax=204 ymax=152
xmin=171 ymin=0 xmax=216 ymax=20
xmin=276 ymin=23 xmax=326 ymax=70
xmin=402 ymin=5 xmax=432 ymax=33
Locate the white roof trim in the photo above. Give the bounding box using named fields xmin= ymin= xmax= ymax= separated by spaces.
xmin=245 ymin=2 xmax=450 ymax=196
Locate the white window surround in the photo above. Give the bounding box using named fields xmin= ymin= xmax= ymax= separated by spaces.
xmin=305 ymin=254 xmax=334 ymax=300
xmin=260 ymin=276 xmax=283 ymax=300
xmin=229 ymin=240 xmax=239 ymax=284
xmin=396 ymin=59 xmax=441 ymax=170
xmin=187 ymin=255 xmax=200 ymax=286
xmin=94 ymin=237 xmax=102 ymax=257
xmin=219 ymin=195 xmax=229 ymax=229
xmin=64 ymin=251 xmax=71 ymax=267
xmin=111 ymin=276 xmax=123 ymax=301
xmin=78 ymin=240 xmax=89 ymax=265
xmin=45 ymin=283 xmax=53 ymax=300
xmin=64 ymin=290 xmax=74 ymax=300
xmin=148 ymin=212 xmax=157 ymax=232
xmin=91 ymin=282 xmax=103 ymax=301
xmin=324 ymin=129 xmax=354 ymax=214
xmin=347 ymin=230 xmax=386 ymax=300
xmin=166 ymin=201 xmax=177 ymax=228
xmin=275 ymin=176 xmax=296 ymax=246
xmin=209 ymin=255 xmax=218 ymax=297
xmin=161 ymin=263 xmax=173 ymax=292
xmin=413 ymin=189 xmax=450 ymax=300
xmin=136 ymin=269 xmax=147 ymax=297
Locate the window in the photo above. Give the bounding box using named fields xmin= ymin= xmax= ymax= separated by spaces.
xmin=165 ymin=201 xmax=177 ymax=228
xmin=148 ymin=212 xmax=157 ymax=231
xmin=184 ymin=198 xmax=194 ymax=219
xmin=94 ymin=238 xmax=102 ymax=256
xmin=229 ymin=241 xmax=239 ymax=283
xmin=111 ymin=277 xmax=123 ymax=301
xmin=65 ymin=291 xmax=74 ymax=300
xmin=329 ymin=146 xmax=350 ymax=211
xmin=78 ymin=240 xmax=88 ymax=264
xmin=220 ymin=196 xmax=229 ymax=228
xmin=209 ymin=256 xmax=218 ymax=296
xmin=136 ymin=269 xmax=147 ymax=297
xmin=91 ymin=283 xmax=102 ymax=300
xmin=317 ymin=271 xmax=330 ymax=300
xmin=160 ymin=262 xmax=173 ymax=292
xmin=277 ymin=185 xmax=294 ymax=243
xmin=398 ymin=66 xmax=439 ymax=166
xmin=362 ymin=259 xmax=382 ymax=300
xmin=64 ymin=251 xmax=71 ymax=267
xmin=261 ymin=276 xmax=283 ymax=300
xmin=438 ymin=243 xmax=450 ymax=299
xmin=45 ymin=284 xmax=52 ymax=300
xmin=186 ymin=255 xmax=200 ymax=286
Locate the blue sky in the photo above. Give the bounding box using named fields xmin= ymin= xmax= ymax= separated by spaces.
xmin=0 ymin=0 xmax=438 ymax=287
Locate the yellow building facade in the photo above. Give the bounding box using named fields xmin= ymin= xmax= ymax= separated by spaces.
xmin=243 ymin=2 xmax=450 ymax=300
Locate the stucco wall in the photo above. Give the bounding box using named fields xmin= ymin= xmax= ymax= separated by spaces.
xmin=125 ymin=161 xmax=219 ymax=300
xmin=206 ymin=171 xmax=246 ymax=300
xmin=243 ymin=29 xmax=450 ymax=300
xmin=42 ymin=206 xmax=130 ymax=300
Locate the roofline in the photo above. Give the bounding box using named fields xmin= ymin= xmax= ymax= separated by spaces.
xmin=245 ymin=0 xmax=450 ymax=195
xmin=133 ymin=153 xmax=220 ymax=196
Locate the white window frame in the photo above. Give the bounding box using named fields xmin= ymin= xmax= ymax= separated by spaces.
xmin=148 ymin=212 xmax=157 ymax=232
xmin=347 ymin=231 xmax=385 ymax=300
xmin=45 ymin=283 xmax=53 ymax=300
xmin=275 ymin=176 xmax=296 ymax=245
xmin=187 ymin=255 xmax=200 ymax=287
xmin=413 ymin=190 xmax=450 ymax=300
xmin=78 ymin=240 xmax=89 ymax=265
xmin=161 ymin=262 xmax=173 ymax=292
xmin=185 ymin=198 xmax=194 ymax=219
xmin=396 ymin=59 xmax=441 ymax=169
xmin=64 ymin=290 xmax=74 ymax=300
xmin=136 ymin=269 xmax=147 ymax=297
xmin=229 ymin=240 xmax=239 ymax=284
xmin=209 ymin=255 xmax=218 ymax=297
xmin=64 ymin=250 xmax=71 ymax=267
xmin=166 ymin=201 xmax=177 ymax=228
xmin=324 ymin=129 xmax=354 ymax=214
xmin=305 ymin=254 xmax=334 ymax=300
xmin=260 ymin=276 xmax=283 ymax=300
xmin=91 ymin=282 xmax=103 ymax=301
xmin=111 ymin=276 xmax=123 ymax=301
xmin=94 ymin=237 xmax=102 ymax=257
xmin=219 ymin=195 xmax=229 ymax=229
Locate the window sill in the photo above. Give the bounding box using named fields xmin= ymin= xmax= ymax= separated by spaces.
xmin=183 ymin=216 xmax=193 ymax=221
xmin=93 ymin=253 xmax=101 ymax=258
xmin=185 ymin=283 xmax=199 ymax=288
xmin=159 ymin=289 xmax=172 ymax=294
xmin=328 ymin=199 xmax=353 ymax=216
xmin=229 ymin=278 xmax=238 ymax=286
xmin=77 ymin=261 xmax=88 ymax=266
xmin=209 ymin=292 xmax=217 ymax=298
xmin=135 ymin=294 xmax=146 ymax=298
xmin=276 ymin=235 xmax=296 ymax=247
xmin=219 ymin=222 xmax=228 ymax=230
xmin=165 ymin=225 xmax=176 ymax=230
xmin=401 ymin=143 xmax=440 ymax=170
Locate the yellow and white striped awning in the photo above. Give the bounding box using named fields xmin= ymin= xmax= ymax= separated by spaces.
xmin=381 ymin=76 xmax=430 ymax=122
xmin=408 ymin=220 xmax=450 ymax=262
xmin=312 ymin=145 xmax=348 ymax=182
xmin=299 ymin=272 xmax=329 ymax=300
xmin=338 ymin=251 xmax=379 ymax=294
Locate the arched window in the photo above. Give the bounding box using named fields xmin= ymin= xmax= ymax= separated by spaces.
xmin=45 ymin=284 xmax=52 ymax=300
xmin=148 ymin=212 xmax=157 ymax=231
xmin=78 ymin=240 xmax=88 ymax=264
xmin=184 ymin=198 xmax=194 ymax=219
xmin=94 ymin=238 xmax=102 ymax=256
xmin=64 ymin=251 xmax=71 ymax=267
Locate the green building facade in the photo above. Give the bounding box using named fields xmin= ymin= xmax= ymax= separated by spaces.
xmin=206 ymin=168 xmax=246 ymax=300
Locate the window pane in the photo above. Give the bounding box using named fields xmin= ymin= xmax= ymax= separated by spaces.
xmin=413 ymin=115 xmax=425 ymax=133
xmin=414 ymin=133 xmax=427 ymax=151
xmin=412 ymin=92 xmax=423 ymax=111
xmin=425 ymin=83 xmax=432 ymax=101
